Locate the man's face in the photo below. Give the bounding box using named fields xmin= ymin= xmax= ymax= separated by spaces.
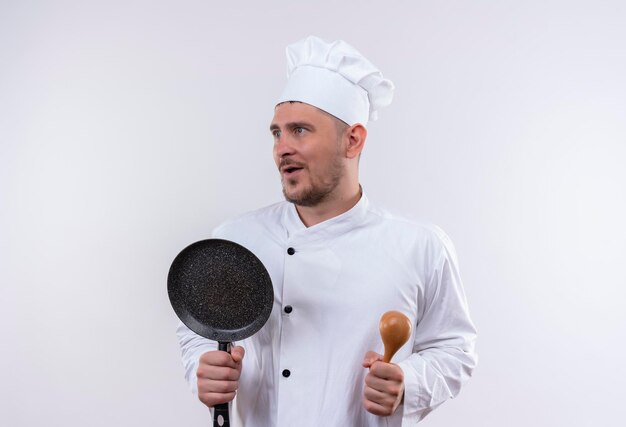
xmin=270 ymin=102 xmax=346 ymax=207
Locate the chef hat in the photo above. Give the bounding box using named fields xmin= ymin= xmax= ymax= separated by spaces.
xmin=277 ymin=35 xmax=394 ymax=126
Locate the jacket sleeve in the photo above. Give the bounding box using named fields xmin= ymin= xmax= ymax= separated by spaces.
xmin=176 ymin=321 xmax=218 ymax=395
xmin=396 ymin=228 xmax=478 ymax=425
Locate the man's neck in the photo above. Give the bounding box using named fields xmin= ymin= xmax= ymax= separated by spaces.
xmin=294 ymin=186 xmax=362 ymax=227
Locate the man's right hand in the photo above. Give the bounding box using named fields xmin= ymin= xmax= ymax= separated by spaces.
xmin=197 ymin=346 xmax=245 ymax=408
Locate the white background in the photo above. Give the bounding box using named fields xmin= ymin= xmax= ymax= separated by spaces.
xmin=1 ymin=1 xmax=625 ymax=426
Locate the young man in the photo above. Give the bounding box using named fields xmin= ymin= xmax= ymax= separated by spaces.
xmin=177 ymin=36 xmax=477 ymax=426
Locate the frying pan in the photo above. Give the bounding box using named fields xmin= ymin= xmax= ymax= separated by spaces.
xmin=168 ymin=238 xmax=274 ymax=427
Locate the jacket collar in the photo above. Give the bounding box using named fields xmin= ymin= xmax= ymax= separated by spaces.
xmin=282 ymin=190 xmax=370 ymax=245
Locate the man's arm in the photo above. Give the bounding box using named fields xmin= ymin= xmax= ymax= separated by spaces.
xmin=176 ymin=321 xmax=245 ymax=408
xmin=396 ymin=230 xmax=478 ymax=423
xmin=176 ymin=321 xmax=217 ymax=395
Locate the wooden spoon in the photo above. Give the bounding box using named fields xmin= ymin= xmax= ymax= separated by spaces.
xmin=379 ymin=311 xmax=412 ymax=363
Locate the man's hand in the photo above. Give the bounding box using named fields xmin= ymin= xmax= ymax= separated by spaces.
xmin=362 ymin=351 xmax=404 ymax=416
xmin=197 ymin=346 xmax=245 ymax=408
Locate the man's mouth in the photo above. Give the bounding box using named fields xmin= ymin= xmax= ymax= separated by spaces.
xmin=280 ymin=161 xmax=305 ymax=177
xmin=282 ymin=166 xmax=303 ymax=177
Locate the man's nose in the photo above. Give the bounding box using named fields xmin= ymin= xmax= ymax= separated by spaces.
xmin=274 ymin=134 xmax=295 ymax=157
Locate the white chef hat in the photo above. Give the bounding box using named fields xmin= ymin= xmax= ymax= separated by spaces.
xmin=277 ymin=35 xmax=394 ymax=126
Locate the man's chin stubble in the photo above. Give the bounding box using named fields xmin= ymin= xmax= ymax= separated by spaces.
xmin=282 ymin=183 xmax=331 ymax=207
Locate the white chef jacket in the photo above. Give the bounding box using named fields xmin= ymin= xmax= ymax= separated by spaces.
xmin=176 ymin=192 xmax=477 ymax=426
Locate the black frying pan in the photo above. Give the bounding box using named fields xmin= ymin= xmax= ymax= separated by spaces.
xmin=168 ymin=238 xmax=274 ymax=427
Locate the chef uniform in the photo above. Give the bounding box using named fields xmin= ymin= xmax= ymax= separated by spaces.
xmin=176 ymin=36 xmax=477 ymax=426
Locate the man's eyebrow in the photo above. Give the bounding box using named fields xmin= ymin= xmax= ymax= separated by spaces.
xmin=269 ymin=121 xmax=315 ymax=132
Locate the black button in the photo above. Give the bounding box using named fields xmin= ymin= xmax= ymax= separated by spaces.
xmin=284 ymin=305 xmax=293 ymax=314
xmin=282 ymin=369 xmax=291 ymax=378
xmin=287 ymin=247 xmax=295 ymax=255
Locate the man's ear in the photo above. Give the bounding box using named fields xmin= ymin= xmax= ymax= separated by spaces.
xmin=345 ymin=124 xmax=367 ymax=159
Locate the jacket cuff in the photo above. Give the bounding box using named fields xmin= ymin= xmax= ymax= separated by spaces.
xmin=397 ymin=359 xmax=422 ymax=425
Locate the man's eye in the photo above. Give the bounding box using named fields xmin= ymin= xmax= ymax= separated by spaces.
xmin=272 ymin=130 xmax=281 ymax=138
xmin=294 ymin=127 xmax=305 ymax=134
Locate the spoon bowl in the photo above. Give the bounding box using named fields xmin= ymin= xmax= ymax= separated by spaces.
xmin=379 ymin=311 xmax=412 ymax=363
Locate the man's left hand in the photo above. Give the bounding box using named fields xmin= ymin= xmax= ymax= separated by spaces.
xmin=362 ymin=351 xmax=404 ymax=416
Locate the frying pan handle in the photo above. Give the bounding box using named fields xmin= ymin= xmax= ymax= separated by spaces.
xmin=218 ymin=341 xmax=232 ymax=353
xmin=213 ymin=403 xmax=230 ymax=427
xmin=213 ymin=341 xmax=232 ymax=427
